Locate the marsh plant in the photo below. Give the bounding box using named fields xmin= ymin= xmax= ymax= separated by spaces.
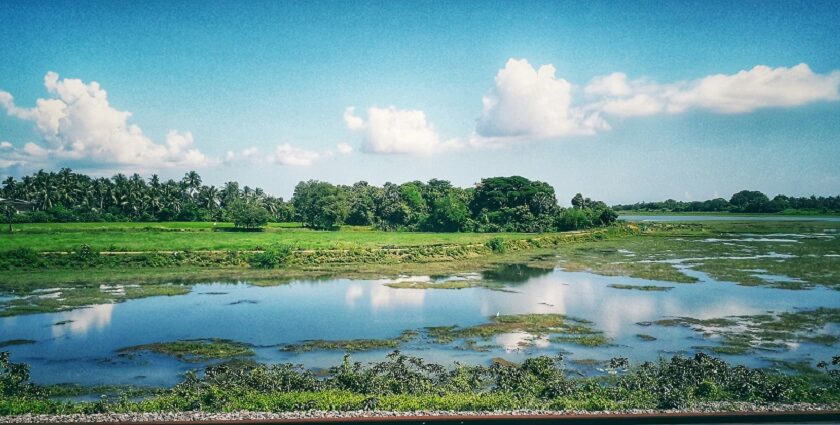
xmin=2 ymin=351 xmax=840 ymax=414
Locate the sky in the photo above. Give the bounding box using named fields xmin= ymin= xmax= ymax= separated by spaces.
xmin=0 ymin=0 xmax=839 ymax=204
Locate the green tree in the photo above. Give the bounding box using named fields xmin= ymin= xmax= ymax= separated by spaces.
xmin=228 ymin=201 xmax=271 ymax=229
xmin=426 ymin=193 xmax=470 ymax=232
xmin=292 ymin=181 xmax=348 ymax=230
xmin=729 ymin=190 xmax=770 ymax=213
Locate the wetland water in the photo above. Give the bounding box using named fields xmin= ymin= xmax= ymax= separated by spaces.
xmin=2 ymin=267 xmax=839 ymax=387
xmin=1 ymin=219 xmax=839 ymax=389
xmin=620 ymin=214 xmax=840 ymax=222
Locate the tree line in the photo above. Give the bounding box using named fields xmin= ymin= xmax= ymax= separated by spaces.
xmin=1 ymin=170 xmax=616 ymax=232
xmin=613 ymin=190 xmax=840 ymax=214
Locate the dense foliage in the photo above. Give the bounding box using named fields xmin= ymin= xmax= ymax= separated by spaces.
xmin=614 ymin=190 xmax=840 ymax=214
xmin=2 ymin=170 xmax=617 ymax=232
xmin=1 ymin=351 xmax=839 ymax=415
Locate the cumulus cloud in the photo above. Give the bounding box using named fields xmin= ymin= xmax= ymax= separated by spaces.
xmin=0 ymin=72 xmax=208 ymax=168
xmin=667 ymin=63 xmax=840 ymax=113
xmin=344 ymin=106 xmax=460 ymax=155
xmin=586 ymin=63 xmax=840 ymax=117
xmin=472 ymin=60 xmax=840 ymax=146
xmin=473 ymin=58 xmax=609 ymax=145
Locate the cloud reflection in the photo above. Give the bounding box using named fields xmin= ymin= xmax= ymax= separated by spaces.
xmin=51 ymin=304 xmax=114 ymax=337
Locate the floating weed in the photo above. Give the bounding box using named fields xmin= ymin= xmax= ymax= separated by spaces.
xmin=425 ymin=314 xmax=609 ymax=348
xmin=118 ymin=338 xmax=254 ymax=362
xmin=281 ymin=330 xmax=419 ymax=352
xmin=654 ymin=308 xmax=840 ymax=355
xmin=0 ymin=339 xmax=36 ymax=348
xmin=607 ymin=284 xmax=673 ymax=291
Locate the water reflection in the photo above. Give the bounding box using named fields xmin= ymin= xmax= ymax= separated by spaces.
xmin=482 ymin=263 xmax=553 ymax=283
xmin=51 ymin=303 xmax=114 ymax=337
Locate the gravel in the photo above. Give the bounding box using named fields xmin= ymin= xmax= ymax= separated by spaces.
xmin=2 ymin=403 xmax=839 ymax=423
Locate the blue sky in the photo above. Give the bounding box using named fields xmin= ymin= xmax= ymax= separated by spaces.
xmin=0 ymin=0 xmax=838 ymax=203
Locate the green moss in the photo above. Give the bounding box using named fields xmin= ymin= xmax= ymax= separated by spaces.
xmin=118 ymin=338 xmax=254 ymax=362
xmin=281 ymin=331 xmax=418 ymax=352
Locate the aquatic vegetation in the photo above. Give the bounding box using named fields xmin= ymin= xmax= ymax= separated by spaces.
xmin=636 ymin=334 xmax=657 ymax=341
xmin=549 ymin=334 xmax=609 ymax=346
xmin=0 ymin=284 xmax=190 ymax=317
xmin=0 ymin=340 xmax=35 ymax=348
xmin=281 ymin=331 xmax=418 ymax=352
xmin=426 ymin=314 xmax=609 ymax=348
xmin=118 ymin=339 xmax=254 ymax=362
xmin=607 ymin=284 xmax=673 ymax=291
xmin=552 ymin=221 xmax=840 ymax=289
xmin=654 ymin=308 xmax=840 ymax=355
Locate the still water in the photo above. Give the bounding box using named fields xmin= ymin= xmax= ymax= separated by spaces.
xmin=1 ymin=263 xmax=838 ymax=388
xmin=620 ymin=214 xmax=840 ymax=222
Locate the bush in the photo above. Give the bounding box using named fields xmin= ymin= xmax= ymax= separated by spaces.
xmin=247 ymin=245 xmax=293 ymax=269
xmin=0 ymin=352 xmax=44 ymax=399
xmin=486 ymin=237 xmax=506 ymax=253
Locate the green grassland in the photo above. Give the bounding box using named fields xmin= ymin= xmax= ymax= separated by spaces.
xmin=0 ymin=222 xmax=537 ymax=252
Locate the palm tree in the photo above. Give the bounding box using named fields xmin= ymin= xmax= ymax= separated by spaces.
xmin=182 ymin=171 xmax=202 ymax=199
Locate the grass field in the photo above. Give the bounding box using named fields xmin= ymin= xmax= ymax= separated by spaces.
xmin=0 ymin=222 xmax=538 ymax=252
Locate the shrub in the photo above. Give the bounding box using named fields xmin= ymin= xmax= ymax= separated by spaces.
xmin=486 ymin=237 xmax=506 ymax=253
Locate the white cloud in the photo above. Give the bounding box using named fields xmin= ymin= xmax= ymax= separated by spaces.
xmin=344 ymin=106 xmax=459 ymax=155
xmin=667 ymin=63 xmax=840 ymax=113
xmin=0 ymin=72 xmax=208 ymax=168
xmin=587 ymin=63 xmax=840 ymax=117
xmin=336 ymin=142 xmax=353 ymax=154
xmin=343 ymin=107 xmax=365 ymax=130
xmin=0 ymin=141 xmax=12 ymax=150
xmin=600 ymin=94 xmax=664 ymax=116
xmin=473 ymin=58 xmax=609 ymax=145
xmin=584 ymin=72 xmax=632 ymax=97
xmin=269 ymin=143 xmax=321 ymax=166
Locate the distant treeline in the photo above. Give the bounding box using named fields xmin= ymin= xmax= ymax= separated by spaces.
xmin=614 ymin=190 xmax=840 ymax=214
xmin=1 ymin=169 xmax=616 ymax=232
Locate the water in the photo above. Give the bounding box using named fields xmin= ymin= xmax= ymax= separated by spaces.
xmin=2 ymin=265 xmax=838 ymax=388
xmin=620 ymin=214 xmax=840 ymax=222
